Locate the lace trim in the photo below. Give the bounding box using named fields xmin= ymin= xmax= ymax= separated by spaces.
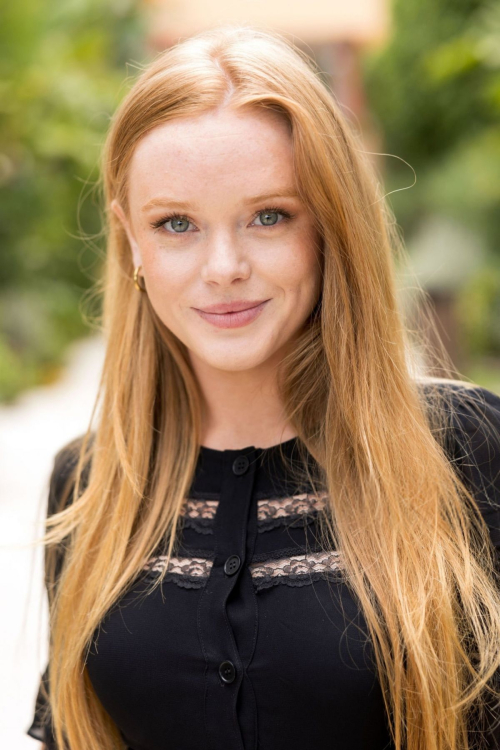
xmin=141 ymin=548 xmax=344 ymax=591
xmin=181 ymin=499 xmax=219 ymax=535
xmin=181 ymin=493 xmax=329 ymax=535
xmin=142 ymin=555 xmax=213 ymax=589
xmin=249 ymin=550 xmax=343 ymax=591
xmin=257 ymin=492 xmax=329 ymax=532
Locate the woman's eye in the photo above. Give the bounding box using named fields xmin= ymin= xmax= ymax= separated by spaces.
xmin=253 ymin=209 xmax=286 ymax=227
xmin=150 ymin=206 xmax=294 ymax=234
xmin=165 ymin=216 xmax=192 ymax=233
xmin=252 ymin=207 xmax=294 ymax=227
xmin=150 ymin=214 xmax=194 ymax=234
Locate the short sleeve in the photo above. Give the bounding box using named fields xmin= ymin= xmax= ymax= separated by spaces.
xmin=26 ymin=435 xmax=91 ymax=746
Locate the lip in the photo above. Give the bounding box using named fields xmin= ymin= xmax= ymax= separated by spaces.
xmin=193 ymin=299 xmax=270 ymax=329
xmin=196 ymin=299 xmax=269 ymax=314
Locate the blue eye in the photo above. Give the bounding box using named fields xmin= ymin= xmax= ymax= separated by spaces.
xmin=169 ymin=217 xmax=190 ymax=233
xmin=160 ymin=214 xmax=191 ymax=234
xmin=256 ymin=210 xmax=279 ymax=226
xmin=253 ymin=207 xmax=293 ymax=227
xmin=149 ymin=205 xmax=294 ymax=234
xmin=151 ymin=214 xmax=192 ymax=233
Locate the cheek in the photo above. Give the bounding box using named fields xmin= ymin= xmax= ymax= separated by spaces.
xmin=141 ymin=246 xmax=197 ymax=319
xmin=275 ymin=234 xmax=322 ymax=302
xmin=143 ymin=240 xmax=191 ymax=276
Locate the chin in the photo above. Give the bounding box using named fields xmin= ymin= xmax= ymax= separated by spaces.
xmin=212 ymin=357 xmax=269 ymax=373
xmin=197 ymin=347 xmax=273 ymax=373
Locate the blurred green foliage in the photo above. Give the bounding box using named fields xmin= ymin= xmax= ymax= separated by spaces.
xmin=0 ymin=0 xmax=147 ymax=402
xmin=455 ymin=262 xmax=500 ymax=354
xmin=362 ymin=0 xmax=500 ymax=360
xmin=363 ymin=0 xmax=500 ymax=243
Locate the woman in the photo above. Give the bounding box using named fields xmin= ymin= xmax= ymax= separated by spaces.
xmin=27 ymin=24 xmax=500 ymax=750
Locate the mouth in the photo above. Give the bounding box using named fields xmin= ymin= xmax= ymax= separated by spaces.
xmin=192 ymin=300 xmax=270 ymax=329
xmin=195 ymin=299 xmax=270 ymax=314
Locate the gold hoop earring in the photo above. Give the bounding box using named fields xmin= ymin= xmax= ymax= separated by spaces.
xmin=133 ymin=265 xmax=147 ymax=292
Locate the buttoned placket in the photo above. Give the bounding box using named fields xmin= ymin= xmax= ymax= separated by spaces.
xmin=197 ymin=446 xmax=261 ymax=750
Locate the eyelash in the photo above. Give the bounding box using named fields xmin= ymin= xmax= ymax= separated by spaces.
xmin=149 ymin=206 xmax=295 ymax=234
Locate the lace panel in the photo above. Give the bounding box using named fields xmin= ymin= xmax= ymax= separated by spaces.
xmin=257 ymin=492 xmax=329 ymax=532
xmin=141 ymin=548 xmax=344 ymax=591
xmin=181 ymin=499 xmax=219 ymax=535
xmin=181 ymin=493 xmax=328 ymax=535
xmin=142 ymin=555 xmax=214 ymax=589
xmin=249 ymin=550 xmax=343 ymax=591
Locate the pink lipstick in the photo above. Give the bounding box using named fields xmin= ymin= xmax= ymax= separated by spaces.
xmin=193 ymin=299 xmax=270 ymax=329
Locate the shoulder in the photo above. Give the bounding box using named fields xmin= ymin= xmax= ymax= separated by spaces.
xmin=415 ymin=377 xmax=500 ymax=456
xmin=48 ymin=432 xmax=95 ymax=517
xmin=416 ymin=378 xmax=500 ymax=548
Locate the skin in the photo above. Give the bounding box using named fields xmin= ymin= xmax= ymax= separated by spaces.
xmin=111 ymin=106 xmax=323 ymax=450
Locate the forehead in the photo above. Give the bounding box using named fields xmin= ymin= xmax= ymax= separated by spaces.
xmin=127 ymin=108 xmax=295 ymax=212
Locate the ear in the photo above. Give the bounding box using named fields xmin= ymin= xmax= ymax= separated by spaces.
xmin=110 ymin=199 xmax=143 ymax=268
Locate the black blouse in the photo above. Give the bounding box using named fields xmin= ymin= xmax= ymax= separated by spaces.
xmin=27 ymin=382 xmax=500 ymax=750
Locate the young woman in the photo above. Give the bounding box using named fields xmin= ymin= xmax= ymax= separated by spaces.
xmin=27 ymin=24 xmax=500 ymax=750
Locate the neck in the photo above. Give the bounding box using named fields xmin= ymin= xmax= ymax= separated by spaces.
xmin=189 ymin=353 xmax=296 ymax=451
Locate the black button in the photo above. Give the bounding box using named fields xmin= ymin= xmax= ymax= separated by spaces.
xmin=224 ymin=555 xmax=241 ymax=576
xmin=219 ymin=660 xmax=236 ymax=683
xmin=232 ymin=455 xmax=249 ymax=475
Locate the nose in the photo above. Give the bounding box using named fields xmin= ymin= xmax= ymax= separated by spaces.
xmin=200 ymin=230 xmax=251 ymax=286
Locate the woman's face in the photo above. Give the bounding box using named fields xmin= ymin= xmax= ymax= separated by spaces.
xmin=111 ymin=106 xmax=322 ymax=375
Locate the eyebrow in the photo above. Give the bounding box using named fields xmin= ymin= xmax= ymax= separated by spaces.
xmin=140 ymin=188 xmax=299 ymax=214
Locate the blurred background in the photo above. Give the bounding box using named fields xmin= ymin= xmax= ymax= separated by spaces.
xmin=1 ymin=0 xmax=499 ymax=745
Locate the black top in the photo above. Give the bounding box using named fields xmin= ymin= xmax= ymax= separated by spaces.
xmin=27 ymin=382 xmax=500 ymax=750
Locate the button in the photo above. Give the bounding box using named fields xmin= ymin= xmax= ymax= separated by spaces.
xmin=232 ymin=455 xmax=249 ymax=475
xmin=219 ymin=660 xmax=236 ymax=683
xmin=224 ymin=555 xmax=241 ymax=576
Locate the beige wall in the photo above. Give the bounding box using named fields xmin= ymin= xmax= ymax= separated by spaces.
xmin=145 ymin=0 xmax=390 ymax=49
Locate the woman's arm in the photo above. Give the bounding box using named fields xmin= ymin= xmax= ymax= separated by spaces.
xmin=447 ymin=385 xmax=500 ymax=748
xmin=27 ymin=437 xmax=90 ymax=747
